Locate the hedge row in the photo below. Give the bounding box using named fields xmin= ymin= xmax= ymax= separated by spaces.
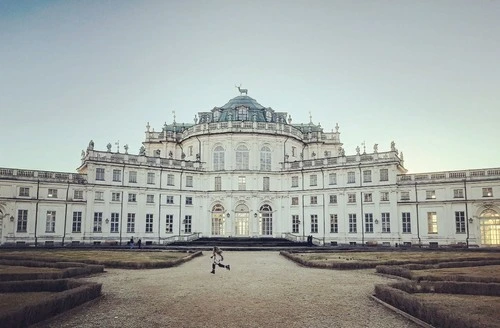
xmin=389 ymin=280 xmax=500 ymax=296
xmin=0 ymin=279 xmax=102 ymax=328
xmin=0 ymin=260 xmax=105 ymax=281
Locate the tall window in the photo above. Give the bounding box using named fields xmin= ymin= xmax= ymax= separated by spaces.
xmin=238 ymin=176 xmax=246 ymax=190
xmin=455 ymin=211 xmax=466 ymax=233
xmin=364 ymin=193 xmax=373 ymax=202
xmin=96 ymin=168 xmax=105 ymax=181
xmin=330 ymin=214 xmax=338 ymax=233
xmin=363 ymin=170 xmax=372 ymax=183
xmin=211 ymin=204 xmax=225 ymax=235
xmin=365 ymin=213 xmax=373 ymax=233
xmin=427 ymin=212 xmax=438 ymax=234
xmin=310 ymin=196 xmax=318 ymax=205
xmin=186 ymin=176 xmax=193 ymax=187
xmin=146 ymin=214 xmax=154 ymax=233
xmin=347 ymin=172 xmax=355 ymax=183
xmin=129 ymin=171 xmax=137 ymax=183
xmin=483 ymin=188 xmax=493 ymax=197
xmin=453 ymin=189 xmax=464 ymax=198
xmin=401 ymin=191 xmax=410 ymax=201
xmin=74 ymin=190 xmax=83 ymax=200
xmin=310 ymin=174 xmax=317 ymax=186
xmin=236 ymin=145 xmax=249 ymax=170
xmin=402 ymin=212 xmax=411 ymax=233
xmin=215 ymin=177 xmax=221 ymax=191
xmin=263 ymin=177 xmax=270 ymax=191
xmin=147 ymin=172 xmax=155 ymax=184
xmin=184 ymin=215 xmax=192 ymax=233
xmin=167 ymin=174 xmax=174 ymax=186
xmin=380 ymin=169 xmax=389 ymax=181
xmin=292 ymin=176 xmax=299 ymax=187
xmin=93 ymin=212 xmax=102 ymax=233
xmin=348 ymin=214 xmax=357 ymax=233
xmin=260 ymin=204 xmax=273 ymax=235
xmin=213 ymin=146 xmax=225 ymax=171
xmin=113 ymin=169 xmax=121 ymax=182
xmin=72 ymin=211 xmax=82 ymax=233
xmin=165 ymin=214 xmax=173 ymax=233
xmin=111 ymin=213 xmax=119 ymax=233
xmin=19 ymin=187 xmax=30 ymax=197
xmin=329 ymin=173 xmax=337 ymax=185
xmin=127 ymin=213 xmax=135 ymax=233
xmin=292 ymin=215 xmax=300 ymax=234
xmin=380 ymin=191 xmax=389 ymax=202
xmin=382 ymin=213 xmax=390 ymax=233
xmin=329 ymin=195 xmax=337 ymax=204
xmin=17 ymin=209 xmax=28 ymax=232
xmin=48 ymin=188 xmax=58 ymax=198
xmin=311 ymin=214 xmax=318 ymax=233
xmin=260 ymin=146 xmax=271 ymax=170
xmin=112 ymin=192 xmax=121 ymax=202
xmin=348 ymin=193 xmax=356 ymax=203
xmin=95 ymin=191 xmax=104 ymax=201
xmin=46 ymin=211 xmax=56 ymax=233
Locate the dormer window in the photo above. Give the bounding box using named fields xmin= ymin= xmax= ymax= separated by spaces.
xmin=266 ymin=110 xmax=272 ymax=122
xmin=237 ymin=106 xmax=248 ymax=121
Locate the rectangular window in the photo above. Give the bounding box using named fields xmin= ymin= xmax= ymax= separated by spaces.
xmin=348 ymin=193 xmax=356 ymax=203
xmin=453 ymin=189 xmax=464 ymax=198
xmin=380 ymin=192 xmax=389 ymax=202
xmin=147 ymin=194 xmax=154 ymax=203
xmin=146 ymin=214 xmax=154 ymax=233
xmin=427 ymin=212 xmax=438 ymax=234
xmin=110 ymin=213 xmax=119 ymax=233
xmin=215 ymin=177 xmax=221 ymax=191
xmin=263 ymin=177 xmax=270 ymax=191
xmin=167 ymin=174 xmax=175 ymax=186
xmin=329 ymin=173 xmax=337 ymax=185
xmin=184 ymin=215 xmax=192 ymax=233
xmin=238 ymin=176 xmax=246 ymax=191
xmin=426 ymin=190 xmax=436 ymax=199
xmin=93 ymin=212 xmax=102 ymax=233
xmin=186 ymin=196 xmax=193 ymax=205
xmin=166 ymin=196 xmax=174 ymax=204
xmin=455 ymin=211 xmax=466 ymax=233
xmin=166 ymin=214 xmax=174 ymax=233
xmin=19 ymin=187 xmax=30 ymax=197
xmin=347 ymin=172 xmax=355 ymax=184
xmin=128 ymin=193 xmax=136 ymax=202
xmin=291 ymin=176 xmax=299 ymax=188
xmin=310 ymin=196 xmax=318 ymax=205
xmin=291 ymin=146 xmax=296 ymax=157
xmin=72 ymin=211 xmax=82 ymax=233
xmin=112 ymin=192 xmax=121 ymax=202
xmin=348 ymin=214 xmax=357 ymax=233
xmin=400 ymin=191 xmax=410 ymax=201
xmin=113 ymin=169 xmax=121 ymax=182
xmin=292 ymin=215 xmax=300 ymax=234
xmin=365 ymin=213 xmax=373 ymax=233
xmin=95 ymin=191 xmax=104 ymax=201
xmin=310 ymin=214 xmax=318 ymax=233
xmin=291 ymin=197 xmax=299 ymax=205
xmin=96 ymin=168 xmax=105 ymax=181
xmin=129 ymin=171 xmax=137 ymax=183
xmin=380 ymin=169 xmax=389 ymax=181
xmin=382 ymin=213 xmax=390 ymax=233
xmin=310 ymin=174 xmax=317 ymax=186
xmin=147 ymin=172 xmax=155 ymax=184
xmin=364 ymin=193 xmax=373 ymax=203
xmin=186 ymin=175 xmax=193 ymax=187
xmin=127 ymin=213 xmax=135 ymax=233
xmin=330 ymin=214 xmax=338 ymax=233
xmin=48 ymin=188 xmax=58 ymax=198
xmin=402 ymin=212 xmax=411 ymax=233
xmin=74 ymin=190 xmax=83 ymax=200
xmin=363 ymin=170 xmax=372 ymax=183
xmin=329 ymin=195 xmax=337 ymax=204
xmin=46 ymin=211 xmax=56 ymax=233
xmin=483 ymin=187 xmax=493 ymax=197
xmin=17 ymin=209 xmax=28 ymax=232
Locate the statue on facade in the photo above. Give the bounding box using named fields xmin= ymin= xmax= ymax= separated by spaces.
xmin=391 ymin=141 xmax=396 ymax=151
xmin=311 ymin=151 xmax=316 ymax=158
xmin=373 ymin=143 xmax=378 ymax=153
xmin=235 ymin=84 xmax=248 ymax=95
xmin=139 ymin=146 xmax=146 ymax=156
xmin=339 ymin=147 xmax=345 ymax=157
xmin=335 ymin=123 xmax=339 ymax=133
xmin=81 ymin=150 xmax=85 ymax=159
xmin=169 ymin=151 xmax=173 ymax=158
xmin=356 ymin=146 xmax=360 ymax=155
xmin=124 ymin=144 xmax=129 ymax=154
xmin=181 ymin=152 xmax=186 ymax=159
xmin=196 ymin=153 xmax=200 ymax=161
xmin=400 ymin=152 xmax=404 ymax=161
xmin=106 ymin=143 xmax=112 ymax=152
xmin=155 ymin=149 xmax=161 ymax=157
xmin=87 ymin=140 xmax=94 ymax=151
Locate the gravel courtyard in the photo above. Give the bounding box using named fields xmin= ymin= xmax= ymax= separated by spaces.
xmin=33 ymin=251 xmax=419 ymax=328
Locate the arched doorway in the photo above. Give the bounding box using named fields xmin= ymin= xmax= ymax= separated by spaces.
xmin=234 ymin=204 xmax=249 ymax=236
xmin=259 ymin=204 xmax=273 ymax=236
xmin=480 ymin=209 xmax=500 ymax=246
xmin=211 ymin=204 xmax=225 ymax=236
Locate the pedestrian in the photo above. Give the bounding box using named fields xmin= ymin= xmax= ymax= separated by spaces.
xmin=210 ymin=246 xmax=230 ymax=274
xmin=129 ymin=237 xmax=134 ymax=249
xmin=137 ymin=238 xmax=142 ymax=249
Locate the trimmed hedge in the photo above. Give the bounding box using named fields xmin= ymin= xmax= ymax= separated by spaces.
xmin=0 ymin=260 xmax=105 ymax=281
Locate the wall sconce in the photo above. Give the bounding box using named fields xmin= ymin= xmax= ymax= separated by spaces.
xmin=469 ymin=217 xmax=474 ymax=224
xmin=226 ymin=213 xmax=230 ymax=218
xmin=374 ymin=219 xmax=379 ymax=224
xmin=10 ymin=216 xmax=14 ymax=222
xmin=254 ymin=213 xmax=258 ymax=218
xmin=105 ymin=218 xmax=109 ymax=224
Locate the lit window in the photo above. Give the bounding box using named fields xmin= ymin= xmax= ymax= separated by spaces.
xmin=426 ymin=190 xmax=436 ymax=199
xmin=238 ymin=176 xmax=246 ymax=190
xmin=483 ymin=188 xmax=493 ymax=197
xmin=46 ymin=211 xmax=56 ymax=233
xmin=427 ymin=212 xmax=438 ymax=234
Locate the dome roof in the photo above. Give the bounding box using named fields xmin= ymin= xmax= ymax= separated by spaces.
xmin=220 ymin=95 xmax=265 ymax=110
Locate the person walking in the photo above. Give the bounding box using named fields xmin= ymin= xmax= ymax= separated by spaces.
xmin=210 ymin=246 xmax=230 ymax=274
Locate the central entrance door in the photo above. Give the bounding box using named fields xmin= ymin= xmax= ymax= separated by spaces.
xmin=480 ymin=209 xmax=500 ymax=246
xmin=234 ymin=204 xmax=249 ymax=236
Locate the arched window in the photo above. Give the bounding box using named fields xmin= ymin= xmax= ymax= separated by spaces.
xmin=211 ymin=204 xmax=225 ymax=236
xmin=260 ymin=146 xmax=271 ymax=171
xmin=480 ymin=209 xmax=500 ymax=246
xmin=259 ymin=204 xmax=273 ymax=235
xmin=236 ymin=145 xmax=249 ymax=170
xmin=213 ymin=146 xmax=225 ymax=171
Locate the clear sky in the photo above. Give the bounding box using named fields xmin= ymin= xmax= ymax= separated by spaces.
xmin=1 ymin=0 xmax=499 ymax=174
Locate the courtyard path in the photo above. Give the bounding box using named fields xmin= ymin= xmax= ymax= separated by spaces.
xmin=33 ymin=251 xmax=419 ymax=328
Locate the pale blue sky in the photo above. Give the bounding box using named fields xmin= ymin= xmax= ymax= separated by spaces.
xmin=1 ymin=0 xmax=499 ymax=174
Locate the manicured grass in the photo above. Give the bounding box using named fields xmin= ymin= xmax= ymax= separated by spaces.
xmin=0 ymin=265 xmax=61 ymax=274
xmin=413 ymin=264 xmax=500 ymax=281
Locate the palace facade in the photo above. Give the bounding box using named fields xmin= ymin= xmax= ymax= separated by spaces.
xmin=1 ymin=92 xmax=499 ymax=247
